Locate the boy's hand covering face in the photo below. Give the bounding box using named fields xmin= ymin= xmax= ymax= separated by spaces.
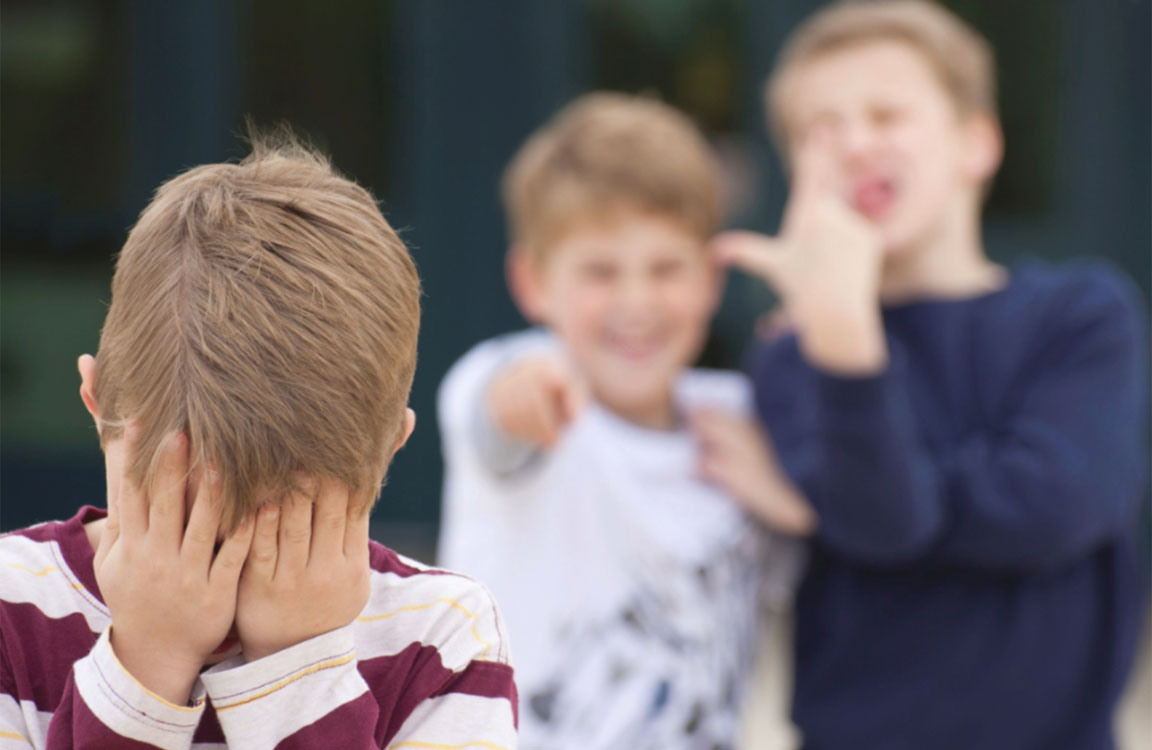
xmin=487 ymin=354 xmax=589 ymax=448
xmin=93 ymin=426 xmax=256 ymax=706
xmin=235 ymin=480 xmax=373 ymax=662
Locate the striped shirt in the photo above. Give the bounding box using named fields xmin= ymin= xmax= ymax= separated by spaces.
xmin=0 ymin=506 xmax=518 ymax=750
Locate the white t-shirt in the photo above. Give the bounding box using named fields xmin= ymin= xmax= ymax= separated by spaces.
xmin=438 ymin=329 xmax=799 ymax=750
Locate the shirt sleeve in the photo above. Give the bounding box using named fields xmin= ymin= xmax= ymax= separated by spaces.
xmin=200 ymin=625 xmax=375 ymax=750
xmin=199 ymin=585 xmax=519 ymax=750
xmin=36 ymin=628 xmax=205 ymax=750
xmin=437 ymin=329 xmax=557 ymax=478
xmin=767 ymin=271 xmax=1148 ymax=571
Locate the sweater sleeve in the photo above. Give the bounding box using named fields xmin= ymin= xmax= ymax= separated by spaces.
xmin=36 ymin=628 xmax=204 ymax=750
xmin=199 ymin=588 xmax=518 ymax=750
xmin=769 ymin=271 xmax=1147 ymax=570
xmin=200 ymin=625 xmax=375 ymax=750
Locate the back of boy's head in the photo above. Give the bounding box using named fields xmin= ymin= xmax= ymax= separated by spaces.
xmin=766 ymin=0 xmax=997 ymax=148
xmin=93 ymin=132 xmax=421 ymax=531
xmin=502 ymin=92 xmax=723 ymax=257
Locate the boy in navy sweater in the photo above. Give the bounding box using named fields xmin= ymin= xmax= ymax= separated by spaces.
xmin=715 ymin=2 xmax=1148 ymax=748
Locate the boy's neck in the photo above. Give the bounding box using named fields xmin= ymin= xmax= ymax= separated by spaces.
xmin=879 ymin=203 xmax=1005 ymax=304
xmin=598 ymin=388 xmax=679 ymax=432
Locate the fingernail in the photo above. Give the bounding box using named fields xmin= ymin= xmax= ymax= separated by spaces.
xmin=263 ymin=505 xmax=280 ymax=520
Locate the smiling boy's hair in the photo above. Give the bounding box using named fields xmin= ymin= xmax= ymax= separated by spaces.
xmin=766 ymin=0 xmax=997 ymax=149
xmin=502 ymin=92 xmax=723 ymax=258
xmin=93 ymin=130 xmax=421 ymax=532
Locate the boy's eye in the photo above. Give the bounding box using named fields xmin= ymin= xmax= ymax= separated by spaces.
xmin=652 ymin=259 xmax=685 ymax=279
xmin=871 ymin=106 xmax=903 ymax=127
xmin=580 ymin=263 xmax=616 ymax=281
xmin=801 ymin=113 xmax=841 ymax=138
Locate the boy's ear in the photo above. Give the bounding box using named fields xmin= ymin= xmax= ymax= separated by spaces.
xmin=961 ymin=112 xmax=1003 ymax=185
xmin=394 ymin=408 xmax=416 ymax=451
xmin=506 ymin=247 xmax=548 ymax=324
xmin=707 ymin=252 xmax=727 ymax=316
xmin=77 ymin=354 xmax=101 ymax=432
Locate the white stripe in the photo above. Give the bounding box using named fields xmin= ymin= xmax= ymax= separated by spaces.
xmin=0 ymin=694 xmax=51 ymax=749
xmin=385 ymin=692 xmax=518 ymax=750
xmin=0 ymin=536 xmax=107 ymax=632
xmin=357 ymin=569 xmax=509 ymax=669
xmin=202 ymin=627 xmax=369 ymax=750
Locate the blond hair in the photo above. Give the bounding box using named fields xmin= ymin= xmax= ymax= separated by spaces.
xmin=93 ymin=132 xmax=421 ymax=531
xmin=503 ymin=92 xmax=723 ymax=256
xmin=766 ymin=0 xmax=997 ymax=147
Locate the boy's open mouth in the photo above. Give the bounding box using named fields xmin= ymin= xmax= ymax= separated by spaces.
xmin=852 ymin=176 xmax=897 ymax=218
xmin=603 ymin=330 xmax=666 ymax=361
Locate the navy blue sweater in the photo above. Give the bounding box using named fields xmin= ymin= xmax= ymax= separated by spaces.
xmin=750 ymin=261 xmax=1148 ymax=750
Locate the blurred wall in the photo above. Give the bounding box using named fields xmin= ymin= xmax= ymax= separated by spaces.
xmin=2 ymin=0 xmax=1148 ymax=542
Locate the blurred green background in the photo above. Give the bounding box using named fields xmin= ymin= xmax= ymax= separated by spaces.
xmin=2 ymin=0 xmax=1148 ymax=556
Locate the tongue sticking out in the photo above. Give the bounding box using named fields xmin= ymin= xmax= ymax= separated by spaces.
xmin=852 ymin=178 xmax=896 ymax=218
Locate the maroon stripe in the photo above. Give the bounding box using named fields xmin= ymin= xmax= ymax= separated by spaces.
xmin=273 ymin=691 xmax=379 ymax=749
xmin=359 ymin=642 xmax=444 ymax=745
xmin=358 ymin=642 xmax=518 ymax=746
xmin=45 ymin=673 xmax=166 ymax=750
xmin=192 ymin=703 xmax=226 ymax=744
xmin=2 ymin=601 xmax=100 ymax=714
xmin=7 ymin=506 xmax=106 ymax=604
xmin=368 ymin=542 xmax=452 ymax=578
xmin=431 ymin=660 xmax=519 ymax=728
xmin=54 ymin=507 xmax=105 ymax=603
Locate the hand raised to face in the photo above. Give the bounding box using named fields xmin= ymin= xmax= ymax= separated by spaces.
xmin=712 ymin=130 xmax=883 ymax=320
xmin=235 ymin=479 xmax=373 ymax=662
xmin=94 ymin=426 xmax=254 ymax=705
xmin=710 ymin=132 xmax=889 ymax=374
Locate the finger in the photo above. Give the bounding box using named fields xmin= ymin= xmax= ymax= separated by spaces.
xmin=757 ymin=307 xmax=795 ymax=341
xmin=245 ymin=504 xmax=280 ymax=581
xmin=697 ymin=453 xmax=729 ymax=484
xmin=182 ymin=466 xmax=223 ymax=571
xmin=211 ymin=515 xmax=255 ymax=588
xmin=689 ymin=409 xmax=730 ymax=444
xmin=277 ymin=483 xmax=315 ymax=574
xmin=710 ymin=231 xmax=786 ymax=286
xmin=343 ymin=489 xmax=372 ymax=561
xmin=148 ymin=432 xmax=190 ymax=547
xmin=310 ymin=478 xmax=349 ymax=562
xmin=117 ymin=421 xmax=149 ymax=537
xmin=530 ymin=386 xmax=563 ymax=447
xmin=784 ymin=128 xmax=839 ymax=234
xmin=553 ymin=368 xmax=588 ymax=426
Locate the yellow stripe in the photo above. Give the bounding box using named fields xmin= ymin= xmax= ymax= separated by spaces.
xmin=0 ymin=730 xmax=31 ymax=744
xmin=357 ymin=597 xmax=492 ymax=659
xmin=215 ymin=653 xmax=355 ymax=712
xmin=357 ymin=596 xmax=478 ymax=622
xmin=387 ymin=742 xmax=507 ymax=750
xmin=7 ymin=564 xmax=57 ymax=577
